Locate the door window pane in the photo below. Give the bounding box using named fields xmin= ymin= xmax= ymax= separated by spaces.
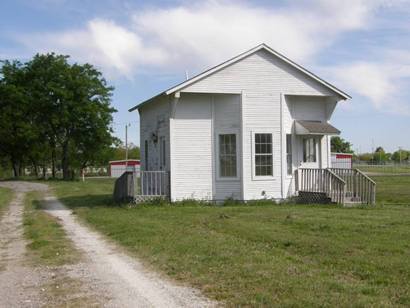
xmin=303 ymin=138 xmax=317 ymax=162
xmin=286 ymin=134 xmax=292 ymax=175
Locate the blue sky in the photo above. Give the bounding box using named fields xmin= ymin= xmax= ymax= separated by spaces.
xmin=1 ymin=0 xmax=409 ymax=153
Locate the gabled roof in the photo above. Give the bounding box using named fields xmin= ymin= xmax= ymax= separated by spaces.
xmin=129 ymin=43 xmax=351 ymax=112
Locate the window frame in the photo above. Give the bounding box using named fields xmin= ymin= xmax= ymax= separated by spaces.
xmin=251 ymin=131 xmax=275 ymax=180
xmin=216 ymin=130 xmax=240 ymax=181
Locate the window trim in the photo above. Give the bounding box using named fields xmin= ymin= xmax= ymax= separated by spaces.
xmin=251 ymin=131 xmax=275 ymax=181
xmin=215 ymin=130 xmax=240 ymax=181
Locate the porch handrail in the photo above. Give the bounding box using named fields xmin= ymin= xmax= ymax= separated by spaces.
xmin=296 ymin=168 xmax=346 ymax=204
xmin=328 ymin=168 xmax=376 ymax=205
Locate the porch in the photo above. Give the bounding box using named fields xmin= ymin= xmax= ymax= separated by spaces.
xmin=112 ymin=168 xmax=376 ymax=206
xmin=295 ymin=168 xmax=376 ymax=205
xmin=113 ymin=170 xmax=170 ymax=203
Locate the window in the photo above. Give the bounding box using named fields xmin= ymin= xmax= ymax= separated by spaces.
xmin=159 ymin=137 xmax=166 ymax=169
xmin=144 ymin=140 xmax=149 ymax=170
xmin=303 ymin=138 xmax=317 ymax=162
xmin=218 ymin=134 xmax=237 ymax=177
xmin=286 ymin=134 xmax=292 ymax=175
xmin=254 ymin=133 xmax=273 ymax=176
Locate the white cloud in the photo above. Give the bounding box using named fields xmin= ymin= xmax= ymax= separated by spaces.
xmin=14 ymin=0 xmax=410 ymax=115
xmin=16 ymin=0 xmax=391 ymax=76
xmin=329 ymin=58 xmax=410 ymax=115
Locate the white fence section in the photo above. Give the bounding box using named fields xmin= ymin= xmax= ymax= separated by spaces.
xmin=133 ymin=170 xmax=169 ymax=198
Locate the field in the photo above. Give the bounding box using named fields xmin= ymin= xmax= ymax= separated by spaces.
xmin=46 ymin=175 xmax=410 ymax=306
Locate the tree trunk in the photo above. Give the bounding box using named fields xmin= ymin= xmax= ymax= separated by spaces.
xmin=51 ymin=148 xmax=56 ymax=179
xmin=61 ymin=141 xmax=70 ymax=180
xmin=12 ymin=159 xmax=20 ymax=178
xmin=30 ymin=158 xmax=39 ymax=178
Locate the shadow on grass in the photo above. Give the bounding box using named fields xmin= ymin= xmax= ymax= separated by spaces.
xmin=57 ymin=194 xmax=117 ymax=209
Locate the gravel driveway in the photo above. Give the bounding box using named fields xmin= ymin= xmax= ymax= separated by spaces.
xmin=0 ymin=181 xmax=215 ymax=307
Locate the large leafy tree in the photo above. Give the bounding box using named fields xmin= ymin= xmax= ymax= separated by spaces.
xmin=0 ymin=53 xmax=116 ymax=180
xmin=0 ymin=60 xmax=44 ymax=177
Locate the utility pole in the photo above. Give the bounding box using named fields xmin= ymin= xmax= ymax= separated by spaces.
xmin=399 ymin=146 xmax=402 ymax=165
xmin=125 ymin=123 xmax=130 ymax=167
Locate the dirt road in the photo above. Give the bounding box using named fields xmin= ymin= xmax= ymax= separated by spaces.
xmin=0 ymin=181 xmax=214 ymax=307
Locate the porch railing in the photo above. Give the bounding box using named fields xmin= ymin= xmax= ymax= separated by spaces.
xmin=328 ymin=168 xmax=376 ymax=205
xmin=295 ymin=168 xmax=346 ymax=204
xmin=133 ymin=170 xmax=169 ymax=197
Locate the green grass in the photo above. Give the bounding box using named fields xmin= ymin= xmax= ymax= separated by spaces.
xmin=356 ymin=164 xmax=410 ymax=174
xmin=374 ymin=175 xmax=410 ymax=204
xmin=0 ymin=186 xmax=13 ymax=217
xmin=23 ymin=191 xmax=80 ymax=266
xmin=47 ymin=177 xmax=410 ymax=306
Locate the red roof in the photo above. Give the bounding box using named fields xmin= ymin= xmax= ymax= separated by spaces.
xmin=109 ymin=160 xmax=140 ymax=166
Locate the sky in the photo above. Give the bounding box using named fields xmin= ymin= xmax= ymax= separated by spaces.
xmin=1 ymin=0 xmax=409 ymax=153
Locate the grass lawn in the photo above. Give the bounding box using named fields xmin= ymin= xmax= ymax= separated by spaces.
xmin=0 ymin=186 xmax=13 ymax=217
xmin=23 ymin=191 xmax=80 ymax=266
xmin=356 ymin=165 xmax=410 ymax=174
xmin=374 ymin=175 xmax=410 ymax=204
xmin=49 ymin=177 xmax=410 ymax=307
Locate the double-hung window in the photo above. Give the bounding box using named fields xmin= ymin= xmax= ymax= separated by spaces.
xmin=303 ymin=138 xmax=317 ymax=162
xmin=254 ymin=133 xmax=273 ymax=177
xmin=218 ymin=134 xmax=237 ymax=178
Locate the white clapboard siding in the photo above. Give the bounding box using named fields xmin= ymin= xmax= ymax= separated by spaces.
xmin=137 ymin=48 xmax=344 ymax=201
xmin=140 ymin=96 xmax=170 ymax=172
xmin=213 ymin=94 xmax=241 ymax=200
xmin=182 ymin=49 xmax=334 ymax=200
xmin=172 ymin=94 xmax=213 ymax=200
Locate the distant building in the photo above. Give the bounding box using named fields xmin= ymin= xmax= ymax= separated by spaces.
xmin=109 ymin=160 xmax=140 ymax=178
xmin=331 ymin=153 xmax=353 ymax=169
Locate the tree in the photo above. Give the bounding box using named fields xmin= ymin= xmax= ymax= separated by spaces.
xmin=331 ymin=136 xmax=353 ymax=153
xmin=111 ymin=143 xmax=140 ymax=161
xmin=25 ymin=54 xmax=116 ymax=179
xmin=0 ymin=53 xmax=116 ymax=180
xmin=373 ymin=146 xmax=389 ymax=163
xmin=0 ymin=60 xmax=45 ymax=177
xmin=391 ymin=149 xmax=409 ymax=163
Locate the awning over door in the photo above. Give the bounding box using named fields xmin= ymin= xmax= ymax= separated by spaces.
xmin=295 ymin=120 xmax=340 ymax=135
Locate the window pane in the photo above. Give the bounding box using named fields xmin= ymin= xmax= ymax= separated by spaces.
xmin=219 ymin=134 xmax=237 ymax=177
xmin=254 ymin=133 xmax=273 ymax=176
xmin=286 ymin=134 xmax=292 ymax=175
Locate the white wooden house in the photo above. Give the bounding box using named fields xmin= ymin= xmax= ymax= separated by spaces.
xmin=129 ymin=44 xmax=376 ymax=204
